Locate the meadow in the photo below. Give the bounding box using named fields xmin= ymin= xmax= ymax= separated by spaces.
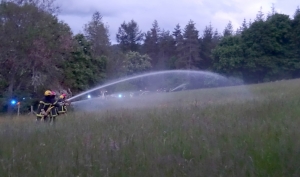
xmin=1 ymin=79 xmax=300 ymax=176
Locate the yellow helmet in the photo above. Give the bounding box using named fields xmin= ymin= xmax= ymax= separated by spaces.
xmin=44 ymin=90 xmax=52 ymax=96
xmin=59 ymin=93 xmax=67 ymax=99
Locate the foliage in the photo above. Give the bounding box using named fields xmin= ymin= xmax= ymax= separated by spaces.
xmin=116 ymin=20 xmax=144 ymax=52
xmin=175 ymin=20 xmax=200 ymax=69
xmin=213 ymin=11 xmax=300 ymax=83
xmin=84 ymin=11 xmax=110 ymax=57
xmin=212 ymin=36 xmax=244 ymax=77
xmin=62 ymin=34 xmax=106 ymax=94
xmin=0 ymin=3 xmax=300 ymax=113
xmin=122 ymin=51 xmax=152 ymax=76
xmin=105 ymin=45 xmax=126 ymax=80
xmin=223 ymin=21 xmax=233 ymax=37
xmin=0 ymin=0 xmax=72 ymax=112
xmin=143 ymin=20 xmax=160 ymax=68
xmin=199 ymin=24 xmax=220 ymax=70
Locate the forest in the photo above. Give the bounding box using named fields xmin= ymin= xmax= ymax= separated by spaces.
xmin=0 ymin=0 xmax=300 ymax=113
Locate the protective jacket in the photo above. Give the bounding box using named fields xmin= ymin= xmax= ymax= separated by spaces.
xmin=36 ymin=96 xmax=60 ymax=119
xmin=57 ymin=98 xmax=68 ymax=114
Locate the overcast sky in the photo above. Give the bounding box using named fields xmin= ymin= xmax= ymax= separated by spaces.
xmin=57 ymin=0 xmax=299 ymax=44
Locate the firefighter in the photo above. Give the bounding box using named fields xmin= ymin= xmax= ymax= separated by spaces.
xmin=48 ymin=91 xmax=60 ymax=123
xmin=36 ymin=90 xmax=60 ymax=122
xmin=57 ymin=93 xmax=70 ymax=115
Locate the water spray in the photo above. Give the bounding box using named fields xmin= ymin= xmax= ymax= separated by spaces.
xmin=67 ymin=70 xmax=228 ymax=102
xmin=170 ymin=83 xmax=188 ymax=92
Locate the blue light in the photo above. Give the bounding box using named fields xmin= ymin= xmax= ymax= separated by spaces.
xmin=11 ymin=100 xmax=16 ymax=105
xmin=118 ymin=94 xmax=122 ymax=98
xmin=87 ymin=95 xmax=91 ymax=99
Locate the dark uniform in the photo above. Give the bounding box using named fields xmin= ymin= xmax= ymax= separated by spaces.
xmin=36 ymin=90 xmax=60 ymax=123
xmin=57 ymin=93 xmax=68 ymax=115
xmin=49 ymin=91 xmax=60 ymax=123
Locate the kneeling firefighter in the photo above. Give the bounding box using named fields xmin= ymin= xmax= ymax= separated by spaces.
xmin=36 ymin=90 xmax=61 ymax=122
xmin=56 ymin=93 xmax=70 ymax=115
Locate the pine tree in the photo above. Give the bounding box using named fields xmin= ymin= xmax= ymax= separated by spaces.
xmin=241 ymin=18 xmax=248 ymax=31
xmin=271 ymin=3 xmax=276 ymax=15
xmin=294 ymin=6 xmax=300 ymax=18
xmin=172 ymin=23 xmax=184 ymax=67
xmin=157 ymin=30 xmax=175 ymax=69
xmin=173 ymin=24 xmax=182 ymax=46
xmin=255 ymin=6 xmax=264 ymax=21
xmin=84 ymin=11 xmax=110 ymax=57
xmin=212 ymin=29 xmax=221 ymax=44
xmin=223 ymin=21 xmax=233 ymax=37
xmin=235 ymin=28 xmax=242 ymax=36
xmin=202 ymin=23 xmax=213 ymax=42
xmin=249 ymin=19 xmax=252 ymax=27
xmin=143 ymin=20 xmax=160 ymax=67
xmin=267 ymin=4 xmax=276 ymax=19
xmin=199 ymin=23 xmax=214 ymax=69
xmin=179 ymin=20 xmax=200 ymax=69
xmin=116 ymin=20 xmax=144 ymax=52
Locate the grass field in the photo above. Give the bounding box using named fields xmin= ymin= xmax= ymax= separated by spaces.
xmin=1 ymin=79 xmax=300 ymax=176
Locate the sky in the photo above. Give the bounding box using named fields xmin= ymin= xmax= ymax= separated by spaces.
xmin=57 ymin=0 xmax=299 ymax=44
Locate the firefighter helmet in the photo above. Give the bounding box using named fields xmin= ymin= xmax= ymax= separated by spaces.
xmin=44 ymin=90 xmax=52 ymax=96
xmin=59 ymin=93 xmax=67 ymax=99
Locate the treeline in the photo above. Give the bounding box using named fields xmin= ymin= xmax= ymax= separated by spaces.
xmin=213 ymin=7 xmax=300 ymax=82
xmin=0 ymin=0 xmax=299 ymax=113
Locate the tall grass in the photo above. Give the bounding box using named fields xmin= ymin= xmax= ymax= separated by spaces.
xmin=1 ymin=79 xmax=300 ymax=176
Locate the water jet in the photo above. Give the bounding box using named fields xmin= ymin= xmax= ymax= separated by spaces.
xmin=69 ymin=70 xmax=249 ymax=112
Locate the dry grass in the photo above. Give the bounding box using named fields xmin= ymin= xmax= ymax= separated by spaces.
xmin=1 ymin=79 xmax=300 ymax=176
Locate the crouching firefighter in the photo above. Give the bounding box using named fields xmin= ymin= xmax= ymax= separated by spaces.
xmin=36 ymin=90 xmax=60 ymax=123
xmin=57 ymin=93 xmax=70 ymax=116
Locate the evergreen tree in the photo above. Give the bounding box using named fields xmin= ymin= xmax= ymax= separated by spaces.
xmin=84 ymin=11 xmax=110 ymax=57
xmin=267 ymin=3 xmax=276 ymax=19
xmin=236 ymin=19 xmax=248 ymax=36
xmin=212 ymin=29 xmax=221 ymax=44
xmin=241 ymin=19 xmax=248 ymax=31
xmin=294 ymin=6 xmax=300 ymax=18
xmin=172 ymin=24 xmax=184 ymax=68
xmin=235 ymin=28 xmax=242 ymax=36
xmin=271 ymin=3 xmax=276 ymax=15
xmin=143 ymin=20 xmax=160 ymax=67
xmin=199 ymin=23 xmax=214 ymax=69
xmin=173 ymin=24 xmax=183 ymax=47
xmin=116 ymin=20 xmax=144 ymax=52
xmin=157 ymin=29 xmax=176 ymax=69
xmin=173 ymin=24 xmax=180 ymax=37
xmin=223 ymin=21 xmax=233 ymax=37
xmin=177 ymin=20 xmax=200 ymax=69
xmin=249 ymin=19 xmax=252 ymax=27
xmin=255 ymin=7 xmax=264 ymax=21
